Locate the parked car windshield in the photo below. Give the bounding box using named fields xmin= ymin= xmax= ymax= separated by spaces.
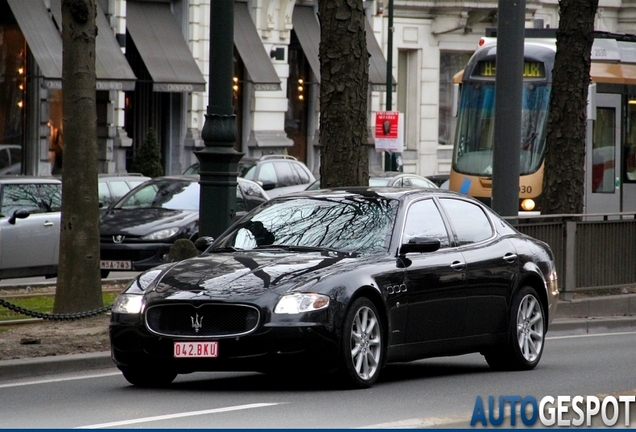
xmin=215 ymin=196 xmax=399 ymax=253
xmin=114 ymin=180 xmax=199 ymax=211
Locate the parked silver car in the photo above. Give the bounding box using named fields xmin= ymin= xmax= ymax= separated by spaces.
xmin=184 ymin=155 xmax=316 ymax=198
xmin=98 ymin=173 xmax=150 ymax=210
xmin=0 ymin=177 xmax=62 ymax=280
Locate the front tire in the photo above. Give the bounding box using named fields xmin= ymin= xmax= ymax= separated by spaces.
xmin=338 ymin=297 xmax=384 ymax=389
xmin=120 ymin=367 xmax=177 ymax=387
xmin=485 ymin=286 xmax=545 ymax=371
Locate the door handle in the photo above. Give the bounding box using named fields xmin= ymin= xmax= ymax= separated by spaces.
xmin=43 ymin=221 xmax=54 ymax=227
xmin=503 ymin=253 xmax=518 ymax=263
xmin=450 ymin=260 xmax=465 ymax=270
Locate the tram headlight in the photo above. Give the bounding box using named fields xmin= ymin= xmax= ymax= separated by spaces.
xmin=520 ymin=199 xmax=536 ymax=211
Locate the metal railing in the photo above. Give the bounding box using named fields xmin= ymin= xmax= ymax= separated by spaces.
xmin=509 ymin=212 xmax=636 ymax=297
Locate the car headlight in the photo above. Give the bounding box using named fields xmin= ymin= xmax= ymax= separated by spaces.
xmin=274 ymin=293 xmax=330 ymax=314
xmin=112 ymin=294 xmax=144 ymax=314
xmin=138 ymin=269 xmax=163 ymax=290
xmin=141 ymin=227 xmax=180 ymax=240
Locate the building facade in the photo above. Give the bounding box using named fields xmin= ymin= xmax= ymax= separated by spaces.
xmin=1 ymin=0 xmax=634 ymax=179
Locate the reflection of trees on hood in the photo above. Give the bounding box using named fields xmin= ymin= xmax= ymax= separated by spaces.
xmin=256 ymin=197 xmax=398 ymax=252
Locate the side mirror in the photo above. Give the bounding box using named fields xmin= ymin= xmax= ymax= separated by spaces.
xmin=194 ymin=236 xmax=214 ymax=252
xmin=8 ymin=209 xmax=30 ymax=225
xmin=259 ymin=180 xmax=276 ymax=191
xmin=399 ymin=237 xmax=441 ymax=256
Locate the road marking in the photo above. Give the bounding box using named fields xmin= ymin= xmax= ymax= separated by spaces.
xmin=76 ymin=403 xmax=282 ymax=429
xmin=0 ymin=371 xmax=121 ymax=389
xmin=547 ymin=330 xmax=636 ymax=340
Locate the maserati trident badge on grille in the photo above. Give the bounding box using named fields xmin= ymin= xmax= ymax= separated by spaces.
xmin=113 ymin=235 xmax=125 ymax=243
xmin=191 ymin=313 xmax=204 ymax=333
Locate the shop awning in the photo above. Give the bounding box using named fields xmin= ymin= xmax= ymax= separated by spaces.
xmin=47 ymin=0 xmax=136 ymax=91
xmin=365 ymin=19 xmax=395 ymax=91
xmin=234 ymin=3 xmax=281 ymax=91
xmin=126 ymin=1 xmax=206 ymax=92
xmin=292 ymin=6 xmax=395 ymax=90
xmin=292 ymin=6 xmax=321 ymax=82
xmin=6 ymin=0 xmax=63 ymax=86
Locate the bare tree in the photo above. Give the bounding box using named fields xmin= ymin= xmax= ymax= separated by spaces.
xmin=53 ymin=0 xmax=103 ymax=313
xmin=542 ymin=0 xmax=599 ymax=214
xmin=318 ymin=0 xmax=369 ymax=188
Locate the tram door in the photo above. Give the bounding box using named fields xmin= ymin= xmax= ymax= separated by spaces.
xmin=585 ymin=93 xmax=621 ymax=214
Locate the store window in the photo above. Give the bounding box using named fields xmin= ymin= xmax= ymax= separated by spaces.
xmin=439 ymin=51 xmax=472 ymax=145
xmin=624 ymin=99 xmax=636 ymax=182
xmin=0 ymin=2 xmax=26 ymax=170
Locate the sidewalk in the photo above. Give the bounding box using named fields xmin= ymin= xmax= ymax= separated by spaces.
xmin=1 ymin=293 xmax=636 ymax=381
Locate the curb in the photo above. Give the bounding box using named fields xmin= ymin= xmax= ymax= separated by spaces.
xmin=549 ymin=315 xmax=636 ymax=337
xmin=0 ymin=351 xmax=113 ymax=381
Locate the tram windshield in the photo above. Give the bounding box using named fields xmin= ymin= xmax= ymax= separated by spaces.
xmin=453 ymin=82 xmax=551 ymax=176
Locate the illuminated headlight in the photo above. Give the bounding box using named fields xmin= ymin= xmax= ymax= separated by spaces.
xmin=141 ymin=227 xmax=180 ymax=240
xmin=520 ymin=199 xmax=536 ymax=211
xmin=112 ymin=294 xmax=144 ymax=314
xmin=274 ymin=293 xmax=330 ymax=314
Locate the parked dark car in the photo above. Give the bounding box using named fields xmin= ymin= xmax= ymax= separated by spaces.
xmin=99 ymin=175 xmax=269 ymax=277
xmin=185 ymin=155 xmax=315 ymax=198
xmin=0 ymin=177 xmax=62 ymax=280
xmin=109 ymin=187 xmax=558 ymax=388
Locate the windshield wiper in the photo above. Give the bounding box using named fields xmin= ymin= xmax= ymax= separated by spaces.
xmin=209 ymin=246 xmax=240 ymax=252
xmin=253 ymin=244 xmax=358 ymax=257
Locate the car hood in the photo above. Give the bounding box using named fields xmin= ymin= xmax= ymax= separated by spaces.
xmin=145 ymin=250 xmax=373 ymax=301
xmin=100 ymin=208 xmax=198 ymax=236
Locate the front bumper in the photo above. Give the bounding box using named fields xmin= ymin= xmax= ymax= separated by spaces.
xmin=100 ymin=242 xmax=172 ymax=271
xmin=109 ymin=315 xmax=340 ymax=374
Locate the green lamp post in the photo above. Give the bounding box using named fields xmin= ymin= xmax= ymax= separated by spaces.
xmin=196 ymin=0 xmax=244 ymax=238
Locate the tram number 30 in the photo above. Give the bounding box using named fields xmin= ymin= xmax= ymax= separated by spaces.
xmin=520 ymin=185 xmax=533 ymax=194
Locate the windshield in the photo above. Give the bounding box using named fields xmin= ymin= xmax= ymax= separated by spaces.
xmin=453 ymin=82 xmax=551 ymax=176
xmin=115 ymin=180 xmax=199 ymax=210
xmin=369 ymin=178 xmax=391 ymax=186
xmin=215 ymin=196 xmax=399 ymax=254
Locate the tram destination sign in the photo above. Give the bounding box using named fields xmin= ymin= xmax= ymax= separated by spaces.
xmin=476 ymin=61 xmax=546 ymax=78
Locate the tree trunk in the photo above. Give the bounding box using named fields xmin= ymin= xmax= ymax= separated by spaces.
xmin=318 ymin=0 xmax=369 ymax=188
xmin=542 ymin=0 xmax=599 ymax=214
xmin=53 ymin=0 xmax=103 ymax=313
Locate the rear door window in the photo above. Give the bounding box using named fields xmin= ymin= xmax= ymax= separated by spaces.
xmin=37 ymin=183 xmax=62 ymax=212
xmin=439 ymin=198 xmax=493 ymax=245
xmin=274 ymin=162 xmax=299 ymax=187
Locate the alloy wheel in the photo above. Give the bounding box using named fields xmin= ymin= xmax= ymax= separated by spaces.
xmin=516 ymin=293 xmax=544 ymax=363
xmin=349 ymin=305 xmax=382 ymax=380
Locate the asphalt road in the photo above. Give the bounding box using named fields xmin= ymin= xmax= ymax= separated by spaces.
xmin=1 ymin=332 xmax=635 ymax=428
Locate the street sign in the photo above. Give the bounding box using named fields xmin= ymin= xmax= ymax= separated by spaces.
xmin=374 ymin=111 xmax=403 ymax=152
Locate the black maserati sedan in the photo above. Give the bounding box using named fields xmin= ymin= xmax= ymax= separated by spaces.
xmin=109 ymin=187 xmax=558 ymax=388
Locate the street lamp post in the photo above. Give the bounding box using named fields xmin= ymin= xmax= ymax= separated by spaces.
xmin=196 ymin=0 xmax=244 ymax=238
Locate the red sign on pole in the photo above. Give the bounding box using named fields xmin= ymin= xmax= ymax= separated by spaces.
xmin=375 ymin=111 xmax=399 ymax=139
xmin=374 ymin=111 xmax=402 ymax=152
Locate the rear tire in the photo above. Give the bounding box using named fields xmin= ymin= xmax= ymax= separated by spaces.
xmin=485 ymin=286 xmax=545 ymax=371
xmin=338 ymin=297 xmax=384 ymax=389
xmin=120 ymin=367 xmax=177 ymax=387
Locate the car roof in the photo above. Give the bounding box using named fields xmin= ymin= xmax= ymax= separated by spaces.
xmin=145 ymin=174 xmax=264 ymax=187
xmin=99 ymin=173 xmax=150 ymax=180
xmin=0 ymin=176 xmax=61 ymax=184
xmin=278 ymin=185 xmax=468 ymax=201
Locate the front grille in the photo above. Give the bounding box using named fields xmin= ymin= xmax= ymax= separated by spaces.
xmin=145 ymin=303 xmax=260 ymax=338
